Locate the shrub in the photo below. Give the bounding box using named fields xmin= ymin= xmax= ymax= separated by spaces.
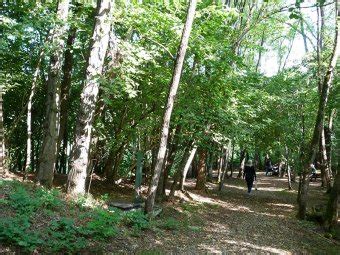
xmin=80 ymin=209 xmax=121 ymax=239
xmin=123 ymin=210 xmax=150 ymax=230
xmin=0 ymin=215 xmax=43 ymax=252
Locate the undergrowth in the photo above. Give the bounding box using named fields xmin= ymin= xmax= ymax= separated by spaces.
xmin=0 ymin=180 xmax=153 ymax=253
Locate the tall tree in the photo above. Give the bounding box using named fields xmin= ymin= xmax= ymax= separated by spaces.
xmin=67 ymin=0 xmax=113 ymax=195
xmin=36 ymin=0 xmax=70 ymax=187
xmin=297 ymin=2 xmax=339 ymax=219
xmin=25 ymin=51 xmax=44 ymax=178
xmin=57 ymin=26 xmax=77 ymax=174
xmin=145 ymin=0 xmax=198 ymax=213
xmin=0 ymin=87 xmax=5 ymax=177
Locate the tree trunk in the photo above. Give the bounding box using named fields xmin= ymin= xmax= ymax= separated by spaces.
xmin=324 ymin=163 xmax=340 ymax=230
xmin=229 ymin=141 xmax=234 ymax=178
xmin=279 ymin=159 xmax=285 ymax=178
xmin=320 ymin=127 xmax=331 ymax=190
xmin=219 ymin=141 xmax=231 ymax=191
xmin=134 ymin=150 xmax=143 ymax=202
xmin=207 ymin=150 xmax=214 ymax=181
xmin=195 ymin=149 xmax=207 ymax=190
xmin=160 ymin=125 xmax=181 ymax=198
xmin=37 ymin=0 xmax=70 ymax=188
xmin=57 ymin=26 xmax=77 ymax=174
xmin=217 ymin=147 xmax=224 ymax=182
xmin=0 ymin=89 xmax=5 ymax=177
xmin=168 ymin=146 xmax=191 ymax=199
xmin=25 ymin=51 xmax=44 ymax=179
xmin=67 ymin=0 xmax=113 ymax=195
xmin=156 ymin=148 xmax=168 ymax=201
xmin=325 ymin=109 xmax=336 ymax=174
xmin=237 ymin=148 xmax=246 ymax=178
xmin=145 ymin=0 xmax=197 ymax=213
xmin=298 ymin=6 xmax=339 ymax=219
xmin=255 ymin=30 xmax=265 ymax=72
xmin=285 ymin=146 xmax=292 ymax=190
xmin=180 ymin=144 xmax=198 ymax=191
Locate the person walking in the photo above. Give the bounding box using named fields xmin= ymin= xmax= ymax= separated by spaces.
xmin=243 ymin=160 xmax=256 ymax=194
xmin=265 ymin=155 xmax=272 ymax=176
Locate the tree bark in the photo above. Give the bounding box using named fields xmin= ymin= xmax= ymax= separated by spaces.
xmin=324 ymin=163 xmax=340 ymax=230
xmin=325 ymin=109 xmax=336 ymax=173
xmin=57 ymin=26 xmax=77 ymax=174
xmin=237 ymin=148 xmax=246 ymax=178
xmin=229 ymin=140 xmax=234 ymax=177
xmin=145 ymin=0 xmax=197 ymax=213
xmin=0 ymin=89 xmax=5 ymax=177
xmin=37 ymin=0 xmax=70 ymax=188
xmin=255 ymin=30 xmax=265 ymax=72
xmin=320 ymin=127 xmax=331 ymax=190
xmin=297 ymin=5 xmax=339 ymax=219
xmin=195 ymin=149 xmax=207 ymax=190
xmin=219 ymin=141 xmax=231 ymax=191
xmin=25 ymin=51 xmax=44 ymax=178
xmin=67 ymin=0 xmax=113 ymax=195
xmin=285 ymin=146 xmax=292 ymax=190
xmin=180 ymin=144 xmax=198 ymax=191
xmin=217 ymin=147 xmax=224 ymax=183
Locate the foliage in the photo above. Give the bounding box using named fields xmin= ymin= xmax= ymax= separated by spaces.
xmin=0 ymin=181 xmax=152 ymax=253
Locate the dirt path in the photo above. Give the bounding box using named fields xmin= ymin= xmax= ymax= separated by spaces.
xmin=131 ymin=173 xmax=339 ymax=254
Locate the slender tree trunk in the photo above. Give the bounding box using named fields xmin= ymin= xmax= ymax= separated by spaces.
xmin=255 ymin=30 xmax=265 ymax=72
xmin=195 ymin=149 xmax=207 ymax=190
xmin=237 ymin=148 xmax=246 ymax=178
xmin=320 ymin=127 xmax=331 ymax=190
xmin=134 ymin=149 xmax=143 ymax=202
xmin=160 ymin=125 xmax=181 ymax=198
xmin=298 ymin=6 xmax=339 ymax=219
xmin=219 ymin=141 xmax=231 ymax=191
xmin=299 ymin=13 xmax=309 ymax=53
xmin=217 ymin=147 xmax=224 ymax=182
xmin=168 ymin=146 xmax=191 ymax=199
xmin=285 ymin=146 xmax=292 ymax=190
xmin=37 ymin=0 xmax=70 ymax=188
xmin=145 ymin=0 xmax=197 ymax=213
xmin=0 ymin=89 xmax=5 ymax=177
xmin=67 ymin=0 xmax=113 ymax=195
xmin=229 ymin=140 xmax=234 ymax=177
xmin=279 ymin=158 xmax=285 ymax=178
xmin=57 ymin=26 xmax=77 ymax=173
xmin=180 ymin=144 xmax=198 ymax=191
xmin=325 ymin=109 xmax=336 ymax=173
xmin=25 ymin=51 xmax=44 ymax=179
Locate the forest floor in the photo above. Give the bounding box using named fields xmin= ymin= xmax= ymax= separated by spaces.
xmin=1 ymin=172 xmax=339 ymax=254
xmin=130 ymin=173 xmax=340 ymax=254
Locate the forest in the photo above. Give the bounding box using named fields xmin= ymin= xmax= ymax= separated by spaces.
xmin=0 ymin=0 xmax=339 ymax=253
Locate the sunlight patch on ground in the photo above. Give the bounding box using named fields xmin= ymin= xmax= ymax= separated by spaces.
xmin=258 ymin=212 xmax=286 ymax=218
xmin=198 ymin=240 xmax=291 ymax=254
xmin=268 ymin=203 xmax=294 ymax=208
xmin=223 ymin=240 xmax=291 ymax=254
xmin=223 ymin=183 xmax=285 ymax=192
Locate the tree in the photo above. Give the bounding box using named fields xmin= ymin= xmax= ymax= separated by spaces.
xmin=0 ymin=87 xmax=5 ymax=177
xmin=67 ymin=0 xmax=113 ymax=195
xmin=297 ymin=2 xmax=339 ymax=219
xmin=145 ymin=0 xmax=198 ymax=214
xmin=36 ymin=0 xmax=71 ymax=187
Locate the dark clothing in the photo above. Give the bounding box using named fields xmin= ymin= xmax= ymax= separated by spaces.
xmin=265 ymin=160 xmax=272 ymax=176
xmin=243 ymin=165 xmax=256 ymax=181
xmin=243 ymin=165 xmax=256 ymax=193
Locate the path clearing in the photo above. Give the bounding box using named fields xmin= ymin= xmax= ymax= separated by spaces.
xmin=132 ymin=173 xmax=339 ymax=254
